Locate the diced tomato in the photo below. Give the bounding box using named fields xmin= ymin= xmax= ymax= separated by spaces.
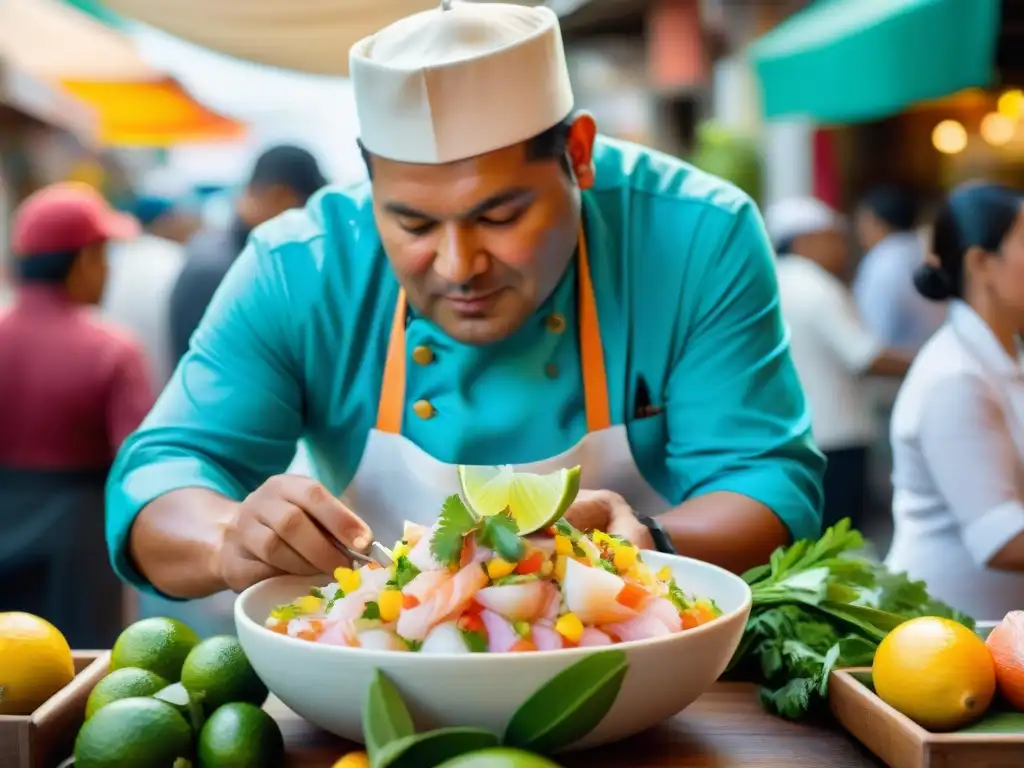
xmin=510 ymin=639 xmax=537 ymax=652
xmin=680 ymin=609 xmax=701 ymax=629
xmin=457 ymin=613 xmax=486 ymax=634
xmin=615 ymin=581 xmax=648 ymax=610
xmin=516 ymin=551 xmax=544 ymax=575
xmin=464 ymin=599 xmax=484 ymax=616
xmin=296 ymin=620 xmax=324 ymax=641
xmin=402 ymin=594 xmax=420 ymax=610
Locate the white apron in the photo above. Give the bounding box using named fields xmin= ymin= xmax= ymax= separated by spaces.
xmin=340 ymin=229 xmax=671 ymax=547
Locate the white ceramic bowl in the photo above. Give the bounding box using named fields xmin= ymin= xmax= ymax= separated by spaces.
xmin=235 ymin=552 xmax=752 ymax=750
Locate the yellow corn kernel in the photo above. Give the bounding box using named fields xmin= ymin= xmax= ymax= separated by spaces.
xmin=295 ymin=595 xmax=321 ymax=615
xmin=555 ymin=612 xmax=584 ymax=644
xmin=378 ymin=589 xmax=403 ymax=622
xmin=332 ymin=753 xmax=370 ymax=768
xmin=554 ymin=535 xmax=574 ymax=556
xmin=486 ymin=558 xmax=517 ymax=580
xmin=333 ymin=568 xmax=361 ymax=595
xmin=554 ymin=555 xmax=567 ymax=582
xmin=333 ymin=566 xmax=352 ymax=584
xmin=592 ymin=531 xmax=614 ymax=549
xmin=613 ymin=545 xmax=638 ymax=572
xmin=656 ymin=566 xmax=672 ymax=582
xmin=393 ymin=541 xmax=410 ymax=560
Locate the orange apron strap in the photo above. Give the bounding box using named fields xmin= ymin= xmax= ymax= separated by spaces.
xmin=376 ymin=289 xmax=407 ymax=433
xmin=375 ymin=227 xmax=611 ymax=435
xmin=576 ymin=229 xmax=612 ymax=432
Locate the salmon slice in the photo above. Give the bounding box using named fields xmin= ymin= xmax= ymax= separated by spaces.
xmin=402 ymin=570 xmax=451 ymax=604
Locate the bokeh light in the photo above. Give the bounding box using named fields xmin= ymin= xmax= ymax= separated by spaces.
xmin=980 ymin=112 xmax=1016 ymax=147
xmin=931 ymin=120 xmax=968 ymax=155
xmin=997 ymin=89 xmax=1024 ymax=120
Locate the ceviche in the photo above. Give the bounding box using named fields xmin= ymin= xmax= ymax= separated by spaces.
xmin=265 ymin=496 xmax=722 ymax=653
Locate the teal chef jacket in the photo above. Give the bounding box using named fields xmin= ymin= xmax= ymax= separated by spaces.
xmin=106 ymin=136 xmax=825 ymax=592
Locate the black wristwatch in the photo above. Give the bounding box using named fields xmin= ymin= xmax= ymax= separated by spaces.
xmin=636 ymin=515 xmax=677 ymax=555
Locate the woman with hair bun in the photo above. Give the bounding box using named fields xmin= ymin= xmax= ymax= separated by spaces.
xmin=887 ymin=182 xmax=1024 ymax=619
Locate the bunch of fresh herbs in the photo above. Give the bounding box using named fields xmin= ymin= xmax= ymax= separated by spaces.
xmin=726 ymin=518 xmax=975 ymax=720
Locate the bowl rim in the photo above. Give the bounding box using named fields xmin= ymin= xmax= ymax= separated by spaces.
xmin=234 ymin=551 xmax=753 ymax=662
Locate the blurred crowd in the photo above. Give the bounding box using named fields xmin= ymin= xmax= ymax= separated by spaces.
xmin=3 ymin=132 xmax=1024 ymax=647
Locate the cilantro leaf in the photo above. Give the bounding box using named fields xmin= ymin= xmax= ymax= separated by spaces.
xmin=362 ymin=601 xmax=381 ymax=620
xmin=431 ymin=495 xmax=479 ymax=567
xmin=392 ymin=556 xmax=421 ymax=591
xmin=478 ymin=512 xmax=525 ymax=563
xmin=460 ymin=629 xmax=488 ymax=653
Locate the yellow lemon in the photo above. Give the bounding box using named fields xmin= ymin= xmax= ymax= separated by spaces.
xmin=0 ymin=612 xmax=75 ymax=715
xmin=332 ymin=752 xmax=370 ymax=768
xmin=873 ymin=616 xmax=995 ymax=731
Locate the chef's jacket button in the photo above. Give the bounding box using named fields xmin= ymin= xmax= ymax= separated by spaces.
xmin=412 ymin=345 xmax=434 ymax=365
xmin=546 ymin=313 xmax=567 ymax=334
xmin=413 ymin=399 xmax=435 ymax=419
xmin=545 ymin=363 xmax=559 ymax=379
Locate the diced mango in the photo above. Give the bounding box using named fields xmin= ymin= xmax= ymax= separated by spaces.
xmin=333 ymin=567 xmax=361 ymax=595
xmin=379 ymin=589 xmax=403 ymax=622
xmin=486 ymin=558 xmax=517 ymax=580
xmin=592 ymin=531 xmax=614 ymax=549
xmin=393 ymin=541 xmax=410 ymax=560
xmin=613 ymin=545 xmax=638 ymax=572
xmin=295 ymin=595 xmax=322 ymax=615
xmin=554 ymin=555 xmax=568 ymax=582
xmin=555 ymin=612 xmax=584 ymax=644
xmin=635 ymin=563 xmax=655 ymax=587
xmin=540 ymin=559 xmax=554 ymax=578
xmin=332 ymin=753 xmax=370 ymax=768
xmin=656 ymin=566 xmax=672 ymax=581
xmin=554 ymin=535 xmax=574 ymax=556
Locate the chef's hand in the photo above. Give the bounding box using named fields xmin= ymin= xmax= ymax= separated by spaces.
xmin=563 ymin=489 xmax=655 ymax=550
xmin=216 ymin=474 xmax=374 ymax=591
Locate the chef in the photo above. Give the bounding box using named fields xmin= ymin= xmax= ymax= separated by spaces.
xmin=106 ymin=0 xmax=824 ymax=601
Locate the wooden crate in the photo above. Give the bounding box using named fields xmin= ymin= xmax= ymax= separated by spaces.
xmin=0 ymin=651 xmax=109 ymax=768
xmin=830 ymin=667 xmax=1024 ymax=768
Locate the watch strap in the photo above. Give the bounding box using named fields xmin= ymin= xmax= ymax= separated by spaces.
xmin=636 ymin=515 xmax=677 ymax=555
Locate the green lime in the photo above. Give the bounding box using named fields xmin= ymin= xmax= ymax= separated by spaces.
xmin=85 ymin=667 xmax=169 ymax=720
xmin=74 ymin=697 xmax=193 ymax=768
xmin=458 ymin=465 xmax=581 ymax=534
xmin=436 ymin=748 xmax=564 ymax=767
xmin=111 ymin=617 xmax=200 ymax=683
xmin=181 ymin=635 xmax=268 ymax=714
xmin=197 ymin=702 xmax=284 ymax=768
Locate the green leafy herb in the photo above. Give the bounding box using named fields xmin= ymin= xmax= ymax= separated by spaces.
xmin=374 ymin=727 xmax=499 ymax=768
xmin=363 ymin=670 xmax=416 ymax=761
xmin=309 ymin=587 xmax=325 ymax=599
xmin=270 ymin=604 xmax=302 ymax=620
xmin=666 ymin=579 xmax=691 ymax=612
xmin=727 ymin=518 xmax=976 ymax=721
xmin=554 ymin=518 xmax=581 ymax=540
xmin=596 ymin=559 xmax=618 ymax=575
xmin=362 ymin=602 xmax=381 ymax=620
xmin=403 ymin=638 xmax=423 ymax=653
xmin=431 ymin=495 xmax=478 ymax=567
xmin=391 ymin=556 xmax=421 ymax=591
xmin=478 ymin=512 xmax=526 ymax=562
xmin=460 ymin=629 xmax=488 ymax=653
xmin=504 ymin=649 xmax=628 ymax=754
xmin=324 ymin=588 xmax=344 ymax=613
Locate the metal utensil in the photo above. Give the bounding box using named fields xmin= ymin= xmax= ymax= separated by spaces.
xmin=338 ymin=539 xmax=394 ymax=568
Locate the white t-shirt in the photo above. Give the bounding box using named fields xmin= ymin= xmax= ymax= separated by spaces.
xmin=775 ymin=255 xmax=881 ymax=451
xmin=886 ymin=301 xmax=1024 ymax=621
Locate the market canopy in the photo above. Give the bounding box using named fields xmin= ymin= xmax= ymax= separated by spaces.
xmin=97 ymin=0 xmax=543 ymax=76
xmin=750 ymin=0 xmax=1001 ymax=124
xmin=0 ymin=0 xmax=246 ymax=145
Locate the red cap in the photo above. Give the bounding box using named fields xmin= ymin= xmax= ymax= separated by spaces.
xmin=11 ymin=182 xmax=141 ymax=258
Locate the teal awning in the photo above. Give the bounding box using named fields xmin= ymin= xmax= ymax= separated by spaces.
xmin=750 ymin=0 xmax=1002 ymax=124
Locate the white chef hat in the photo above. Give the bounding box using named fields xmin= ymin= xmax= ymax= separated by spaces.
xmin=349 ymin=1 xmax=575 ymax=165
xmin=763 ymin=197 xmax=847 ymax=252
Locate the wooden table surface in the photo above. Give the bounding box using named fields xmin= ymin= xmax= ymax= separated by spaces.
xmin=269 ymin=682 xmax=886 ymax=767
